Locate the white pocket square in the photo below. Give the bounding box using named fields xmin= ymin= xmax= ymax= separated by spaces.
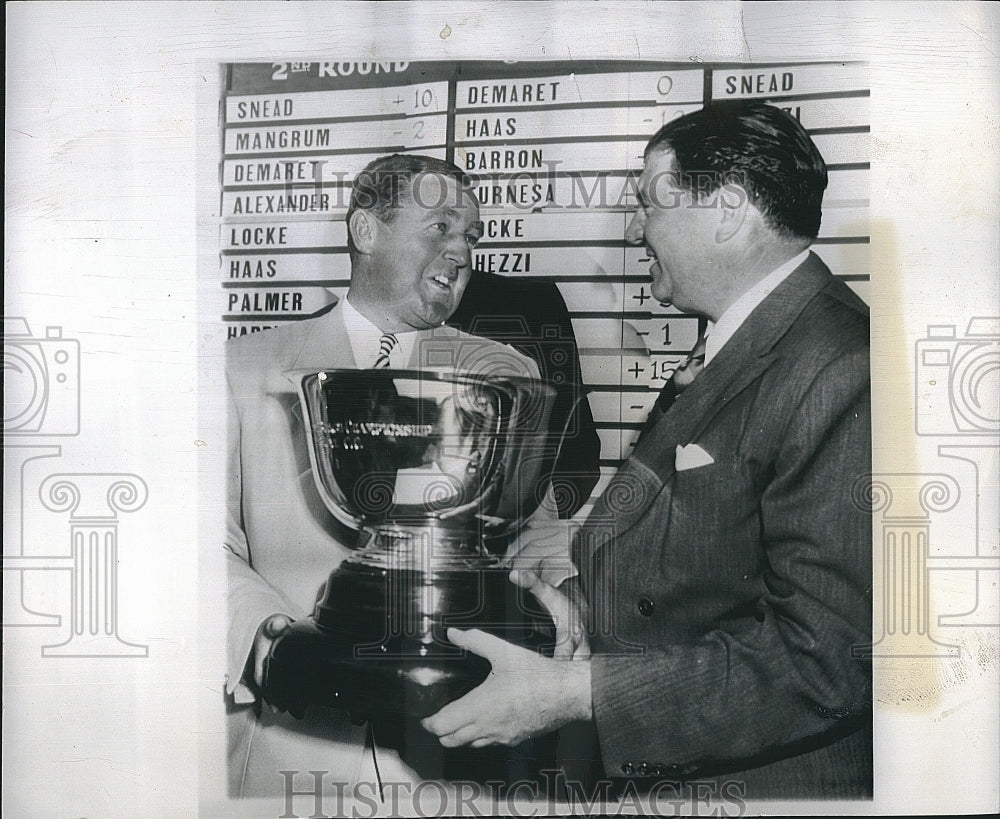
xmin=675 ymin=443 xmax=715 ymax=471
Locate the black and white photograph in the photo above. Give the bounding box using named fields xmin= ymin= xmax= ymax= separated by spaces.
xmin=220 ymin=58 xmax=872 ymax=810
xmin=4 ymin=3 xmax=998 ymax=817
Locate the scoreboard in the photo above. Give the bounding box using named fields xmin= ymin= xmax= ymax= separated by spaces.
xmin=218 ymin=60 xmax=869 ymax=474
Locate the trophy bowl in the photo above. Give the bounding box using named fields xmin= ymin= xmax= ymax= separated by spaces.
xmin=263 ymin=368 xmax=560 ymax=720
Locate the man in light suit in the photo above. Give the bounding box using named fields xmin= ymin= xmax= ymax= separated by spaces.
xmin=422 ymin=101 xmax=873 ymax=800
xmin=225 ymin=154 xmax=540 ymax=799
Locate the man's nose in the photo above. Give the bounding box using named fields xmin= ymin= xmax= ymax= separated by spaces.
xmin=442 ymin=231 xmax=472 ymax=267
xmin=624 ymin=210 xmax=645 ymax=244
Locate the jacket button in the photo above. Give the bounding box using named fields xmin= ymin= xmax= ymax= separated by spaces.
xmin=621 ymin=762 xmax=634 ymax=775
xmin=636 ymin=762 xmax=649 ymax=776
xmin=638 ymin=597 xmax=654 ymax=617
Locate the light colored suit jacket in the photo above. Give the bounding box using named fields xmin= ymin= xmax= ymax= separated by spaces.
xmin=576 ymin=254 xmax=872 ymax=798
xmin=224 ymin=302 xmax=538 ymax=798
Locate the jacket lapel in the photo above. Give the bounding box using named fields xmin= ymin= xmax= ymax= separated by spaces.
xmin=405 ymin=323 xmax=464 ymax=369
xmin=578 ymin=253 xmax=835 ymax=562
xmin=288 ymin=301 xmax=357 ymax=373
xmin=632 ymin=253 xmax=834 ymax=479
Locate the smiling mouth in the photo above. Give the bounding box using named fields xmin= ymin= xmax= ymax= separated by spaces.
xmin=430 ymin=273 xmax=456 ymax=290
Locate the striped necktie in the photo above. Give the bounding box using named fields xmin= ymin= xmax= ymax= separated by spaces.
xmin=373 ymin=332 xmax=398 ymax=368
xmin=636 ymin=332 xmax=708 ymax=441
xmin=659 ymin=332 xmax=707 ymax=402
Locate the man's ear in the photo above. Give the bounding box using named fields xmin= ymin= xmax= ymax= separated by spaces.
xmin=714 ymin=183 xmax=750 ymax=243
xmin=349 ymin=210 xmax=378 ymax=255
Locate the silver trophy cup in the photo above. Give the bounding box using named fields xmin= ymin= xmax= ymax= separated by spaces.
xmin=263 ymin=368 xmax=559 ymax=720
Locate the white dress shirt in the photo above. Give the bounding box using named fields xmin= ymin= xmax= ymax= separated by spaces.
xmin=704 ymin=249 xmax=810 ymax=367
xmin=341 ymin=295 xmax=417 ymax=368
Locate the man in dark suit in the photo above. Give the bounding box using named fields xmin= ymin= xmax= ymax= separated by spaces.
xmin=421 ymin=101 xmax=873 ymax=801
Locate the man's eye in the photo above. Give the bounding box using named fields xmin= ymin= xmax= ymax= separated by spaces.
xmin=431 ymin=222 xmax=448 ymax=233
xmin=465 ymin=233 xmax=481 ymax=247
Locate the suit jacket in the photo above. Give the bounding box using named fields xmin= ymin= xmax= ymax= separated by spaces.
xmin=575 ymin=253 xmax=873 ymax=799
xmin=224 ymin=302 xmax=539 ymax=798
xmin=448 ymin=271 xmax=601 ymax=518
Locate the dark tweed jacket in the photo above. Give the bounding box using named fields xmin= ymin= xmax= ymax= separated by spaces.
xmin=574 ymin=253 xmax=873 ymax=799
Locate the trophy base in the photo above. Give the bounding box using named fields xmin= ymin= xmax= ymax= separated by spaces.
xmin=263 ymin=564 xmax=555 ymax=720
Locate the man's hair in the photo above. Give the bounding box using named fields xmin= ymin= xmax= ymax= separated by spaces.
xmin=646 ymin=100 xmax=828 ymax=240
xmin=346 ymin=154 xmax=476 ymax=254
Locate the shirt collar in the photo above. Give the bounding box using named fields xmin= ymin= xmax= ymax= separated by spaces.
xmin=704 ymin=249 xmax=810 ymax=367
xmin=341 ymin=295 xmax=417 ymax=368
